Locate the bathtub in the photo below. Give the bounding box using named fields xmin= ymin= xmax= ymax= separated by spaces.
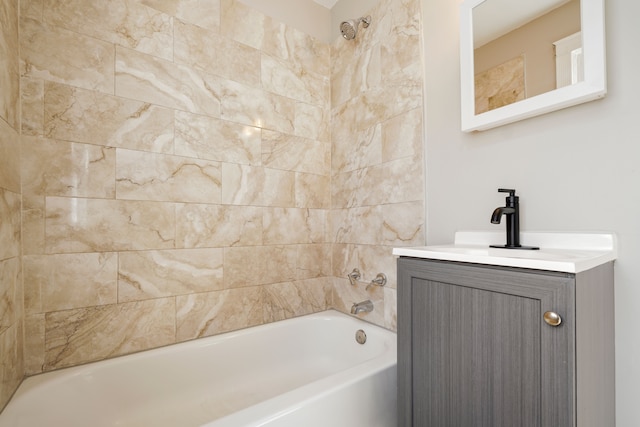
xmin=0 ymin=310 xmax=397 ymax=427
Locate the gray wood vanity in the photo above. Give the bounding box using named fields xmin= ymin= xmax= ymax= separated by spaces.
xmin=395 ymin=232 xmax=616 ymax=427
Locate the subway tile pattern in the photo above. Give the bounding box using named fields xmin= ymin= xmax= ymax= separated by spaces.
xmin=11 ymin=0 xmax=425 ymax=384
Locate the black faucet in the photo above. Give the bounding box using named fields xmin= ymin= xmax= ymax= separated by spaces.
xmin=490 ymin=188 xmax=539 ymax=250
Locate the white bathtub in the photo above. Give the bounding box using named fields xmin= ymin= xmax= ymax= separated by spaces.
xmin=0 ymin=310 xmax=397 ymax=427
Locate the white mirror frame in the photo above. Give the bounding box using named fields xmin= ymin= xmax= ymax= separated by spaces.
xmin=460 ymin=0 xmax=607 ymax=132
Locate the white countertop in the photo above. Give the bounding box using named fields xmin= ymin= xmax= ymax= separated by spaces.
xmin=393 ymin=231 xmax=617 ymax=273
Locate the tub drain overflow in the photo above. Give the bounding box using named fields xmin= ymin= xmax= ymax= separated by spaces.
xmin=355 ymin=329 xmax=367 ymax=344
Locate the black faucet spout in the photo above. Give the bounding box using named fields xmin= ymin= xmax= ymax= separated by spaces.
xmin=490 ymin=207 xmax=515 ymax=224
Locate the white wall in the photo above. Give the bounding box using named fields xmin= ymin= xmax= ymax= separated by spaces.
xmin=421 ymin=0 xmax=640 ymax=425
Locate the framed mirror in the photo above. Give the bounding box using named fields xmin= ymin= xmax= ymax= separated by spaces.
xmin=460 ymin=0 xmax=606 ymax=132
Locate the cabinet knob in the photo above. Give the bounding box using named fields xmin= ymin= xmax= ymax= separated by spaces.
xmin=543 ymin=311 xmax=562 ymax=327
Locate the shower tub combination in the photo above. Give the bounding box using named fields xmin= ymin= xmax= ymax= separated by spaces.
xmin=0 ymin=310 xmax=397 ymax=427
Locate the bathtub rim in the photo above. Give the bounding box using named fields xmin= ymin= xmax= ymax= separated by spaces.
xmin=2 ymin=309 xmax=397 ymax=424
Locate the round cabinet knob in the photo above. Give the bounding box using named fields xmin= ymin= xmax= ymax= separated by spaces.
xmin=543 ymin=311 xmax=562 ymax=327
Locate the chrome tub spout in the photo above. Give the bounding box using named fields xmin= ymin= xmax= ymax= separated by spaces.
xmin=351 ymin=300 xmax=374 ymax=315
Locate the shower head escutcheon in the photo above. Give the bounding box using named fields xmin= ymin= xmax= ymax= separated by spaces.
xmin=340 ymin=15 xmax=371 ymax=40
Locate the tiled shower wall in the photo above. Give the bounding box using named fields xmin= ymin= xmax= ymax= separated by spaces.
xmin=0 ymin=0 xmax=24 ymax=409
xmin=330 ymin=0 xmax=425 ymax=329
xmin=1 ymin=0 xmax=424 ymax=402
xmin=20 ymin=0 xmax=333 ymax=375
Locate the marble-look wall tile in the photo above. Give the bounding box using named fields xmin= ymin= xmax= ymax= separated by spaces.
xmin=264 ymin=278 xmax=331 ymax=322
xmin=23 ymin=253 xmax=118 ymax=313
xmin=263 ymin=208 xmax=325 ymax=245
xmin=44 ymin=0 xmax=174 ymax=60
xmin=118 ymin=248 xmax=224 ymax=302
xmin=176 ymin=287 xmax=264 ymax=341
xmin=332 ymin=206 xmax=381 ymax=246
xmin=220 ymin=79 xmax=295 ymax=133
xmin=381 ymin=107 xmax=423 ymax=162
xmin=381 ymin=0 xmax=422 ymax=86
xmin=0 ymin=323 xmax=24 ymax=408
xmin=295 ymin=172 xmax=330 ymax=209
xmin=116 ymin=149 xmax=221 ymax=203
xmin=383 ymin=287 xmax=397 ymax=331
xmin=22 ymin=136 xmax=116 ymax=198
xmin=21 ymin=0 xmax=44 ymax=21
xmin=174 ymin=111 xmax=260 ymax=165
xmin=224 ymin=246 xmax=296 ymax=288
xmin=332 ymin=123 xmax=382 ymax=175
xmin=0 ymin=189 xmax=21 ymax=261
xmin=116 ymin=47 xmax=222 ymax=117
xmin=20 ymin=16 xmax=115 ymax=94
xmin=381 ymin=200 xmax=424 ymax=246
xmin=20 ymin=77 xmax=44 ymax=135
xmin=174 ymin=19 xmax=260 ymax=87
xmin=44 ymin=82 xmax=174 ymax=153
xmin=331 ymin=46 xmax=381 ymax=108
xmin=263 ymin=25 xmax=330 ymax=78
xmin=45 ymin=197 xmax=176 ymax=253
xmin=220 ymin=0 xmax=265 ymax=51
xmin=332 ymin=85 xmax=422 ymax=134
xmin=44 ymin=298 xmax=176 ymax=370
xmin=0 ymin=0 xmax=19 ymax=129
xmin=332 ymin=201 xmax=423 ymax=247
xmin=0 ymin=257 xmax=19 ymax=334
xmin=332 ymin=156 xmax=423 ymax=208
xmin=22 ymin=195 xmax=45 ymax=255
xmin=262 ymin=130 xmax=329 ymax=175
xmin=293 ymin=101 xmax=329 ymax=142
xmin=222 ymin=164 xmax=295 ymax=207
xmin=175 ymin=204 xmax=263 ymax=248
xmin=381 ymin=32 xmax=422 ymax=87
xmin=296 ymin=244 xmax=331 ymax=280
xmin=142 ymin=0 xmax=220 ymax=30
xmin=24 ymin=314 xmax=45 ymax=375
xmin=261 ymin=54 xmax=329 ymax=107
xmin=0 ymin=119 xmax=20 ymax=193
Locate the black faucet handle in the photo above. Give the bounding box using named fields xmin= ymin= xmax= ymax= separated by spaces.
xmin=497 ymin=188 xmax=516 ymax=196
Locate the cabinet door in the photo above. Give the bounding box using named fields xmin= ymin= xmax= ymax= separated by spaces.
xmin=398 ymin=258 xmax=575 ymax=427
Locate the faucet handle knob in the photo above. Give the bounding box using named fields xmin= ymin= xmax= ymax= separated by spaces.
xmin=497 ymin=188 xmax=516 ymax=196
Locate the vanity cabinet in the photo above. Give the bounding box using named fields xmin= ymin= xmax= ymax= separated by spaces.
xmin=397 ymin=257 xmax=614 ymax=427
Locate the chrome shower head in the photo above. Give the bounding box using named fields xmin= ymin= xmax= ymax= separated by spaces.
xmin=340 ymin=15 xmax=371 ymax=40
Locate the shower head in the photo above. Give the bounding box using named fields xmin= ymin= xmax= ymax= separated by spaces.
xmin=340 ymin=15 xmax=371 ymax=40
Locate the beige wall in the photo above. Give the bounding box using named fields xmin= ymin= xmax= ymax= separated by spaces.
xmin=0 ymin=0 xmax=24 ymax=410
xmin=423 ymin=0 xmax=640 ymax=425
xmin=474 ymin=0 xmax=581 ymax=98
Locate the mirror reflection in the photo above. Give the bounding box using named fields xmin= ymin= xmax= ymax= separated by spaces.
xmin=472 ymin=0 xmax=581 ymax=114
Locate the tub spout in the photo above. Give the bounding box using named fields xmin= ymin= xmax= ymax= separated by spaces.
xmin=351 ymin=300 xmax=374 ymax=315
